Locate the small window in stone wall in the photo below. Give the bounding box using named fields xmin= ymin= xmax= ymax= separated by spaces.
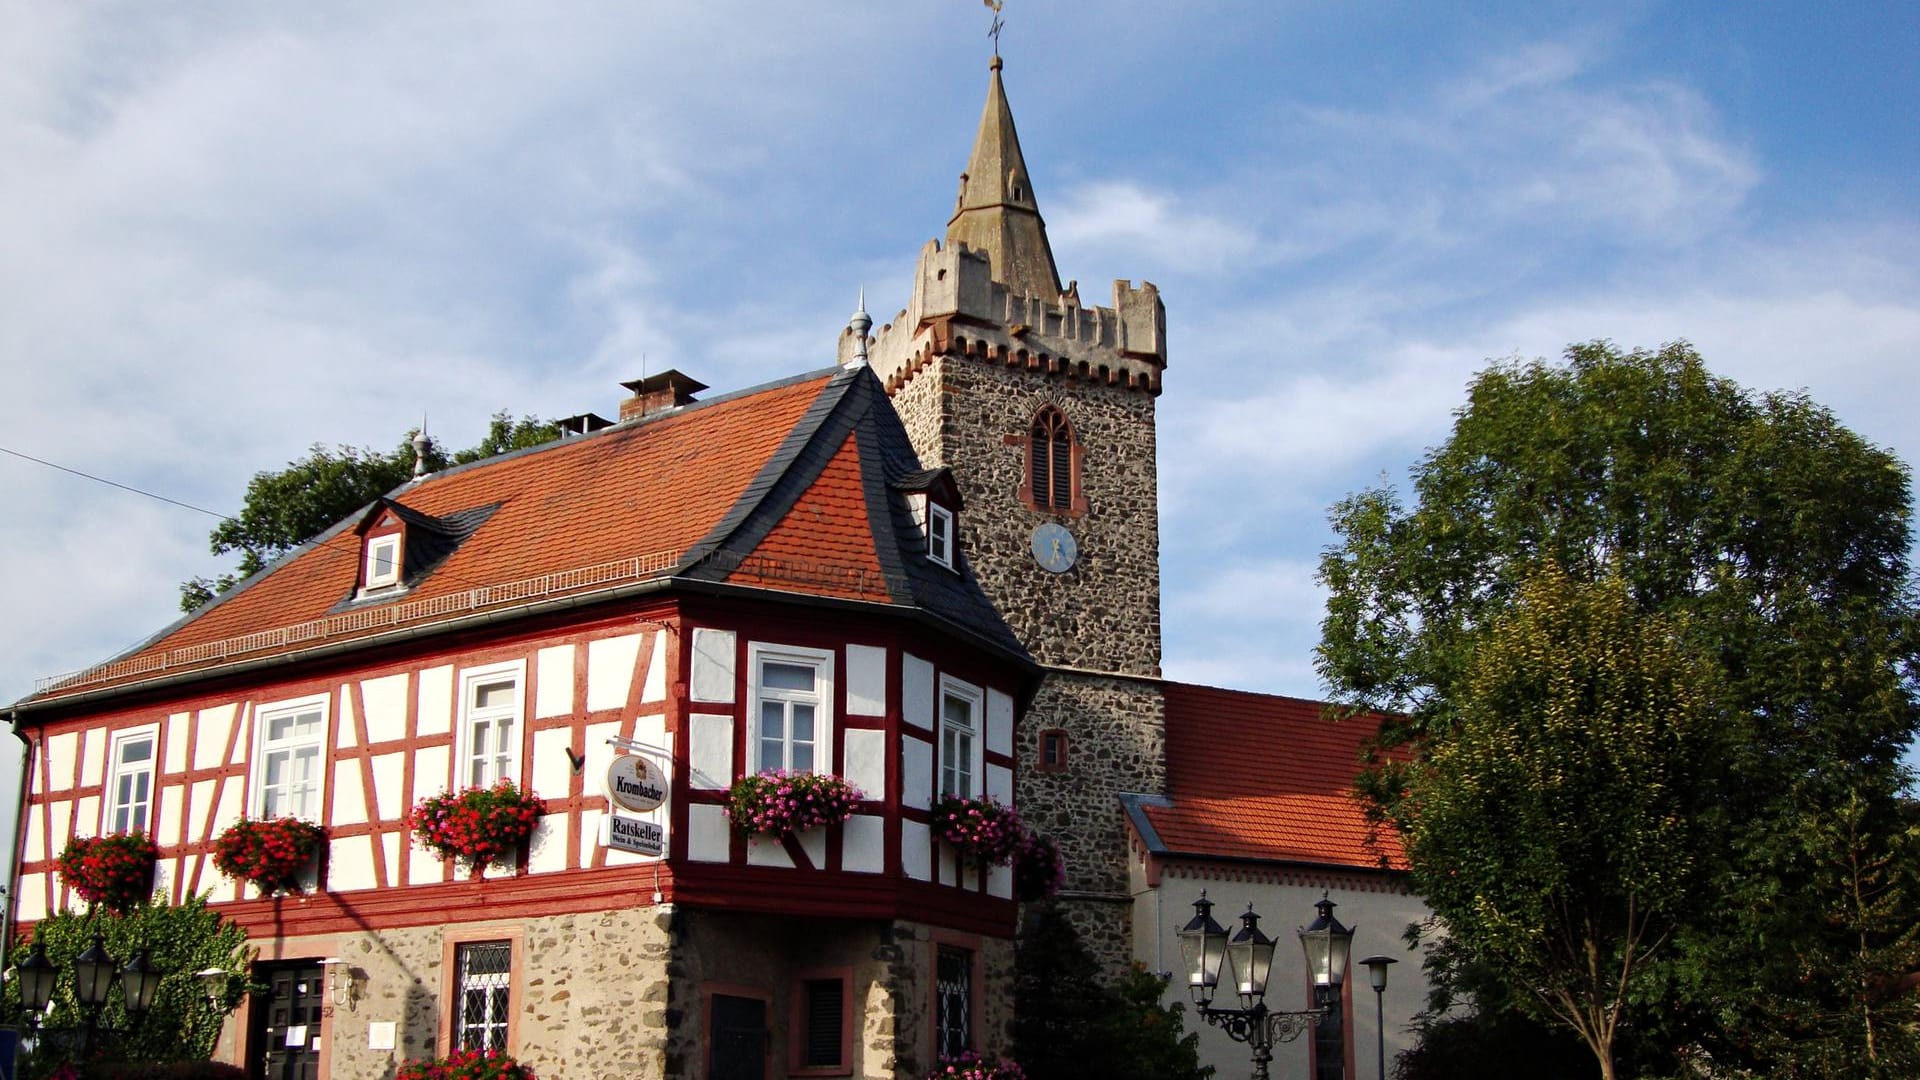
xmin=1037 ymin=730 xmax=1069 ymax=774
xmin=790 ymin=973 xmax=851 ymax=1075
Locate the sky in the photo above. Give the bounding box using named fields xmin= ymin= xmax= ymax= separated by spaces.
xmin=3 ymin=0 xmax=1918 ymax=837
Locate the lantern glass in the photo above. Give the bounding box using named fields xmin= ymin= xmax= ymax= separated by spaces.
xmin=1177 ymin=893 xmax=1229 ymax=1006
xmin=73 ymin=936 xmax=116 ymax=1008
xmin=121 ymin=949 xmax=163 ymax=1016
xmin=1298 ymin=896 xmax=1355 ymax=997
xmin=1224 ymin=906 xmax=1275 ymax=1009
xmin=16 ymin=941 xmax=58 ymax=1013
xmin=1361 ymin=954 xmax=1397 ymax=992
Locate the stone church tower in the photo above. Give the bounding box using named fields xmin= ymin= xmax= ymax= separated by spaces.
xmin=853 ymin=56 xmax=1169 ymax=970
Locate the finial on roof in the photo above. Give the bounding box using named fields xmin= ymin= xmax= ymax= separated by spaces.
xmin=844 ymin=289 xmax=873 ymax=370
xmin=411 ymin=421 xmax=430 ymax=478
xmin=986 ymin=0 xmax=1004 ymax=59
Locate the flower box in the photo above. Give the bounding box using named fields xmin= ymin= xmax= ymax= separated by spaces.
xmin=395 ymin=1049 xmax=538 ymax=1080
xmin=924 ymin=1052 xmax=1027 ymax=1080
xmin=55 ymin=832 xmax=159 ymax=914
xmin=929 ymin=795 xmax=1026 ymax=867
xmin=409 ymin=780 xmax=548 ymax=875
xmin=213 ymin=817 xmax=326 ymax=896
xmin=1013 ymin=831 xmax=1065 ymax=902
xmin=726 ymin=771 xmax=863 ymax=838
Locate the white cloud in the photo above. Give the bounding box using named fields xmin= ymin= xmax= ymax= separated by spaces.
xmin=1050 ymin=181 xmax=1260 ymax=276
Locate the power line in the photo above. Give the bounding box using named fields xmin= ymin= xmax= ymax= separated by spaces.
xmin=0 ymin=444 xmax=227 ymax=520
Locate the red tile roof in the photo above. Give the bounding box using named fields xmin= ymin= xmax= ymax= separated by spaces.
xmin=30 ymin=368 xmax=1028 ymax=702
xmin=1146 ymin=682 xmax=1405 ymax=871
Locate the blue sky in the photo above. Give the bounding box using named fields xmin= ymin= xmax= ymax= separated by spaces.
xmin=3 ymin=0 xmax=1917 ymax=803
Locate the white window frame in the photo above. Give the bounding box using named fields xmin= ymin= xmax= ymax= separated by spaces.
xmin=363 ymin=534 xmax=402 ymax=590
xmin=938 ymin=676 xmax=984 ymax=799
xmin=102 ymin=725 xmax=159 ymax=836
xmin=746 ymin=642 xmax=835 ymax=776
xmin=927 ymin=502 xmax=956 ymax=569
xmin=250 ymin=693 xmax=330 ymax=821
xmin=456 ymin=660 xmax=525 ymax=790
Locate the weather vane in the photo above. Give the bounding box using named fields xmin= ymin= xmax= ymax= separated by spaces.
xmin=985 ymin=0 xmax=1004 ymax=57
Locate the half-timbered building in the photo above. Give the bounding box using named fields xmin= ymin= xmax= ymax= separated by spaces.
xmin=12 ymin=364 xmax=1038 ymax=1080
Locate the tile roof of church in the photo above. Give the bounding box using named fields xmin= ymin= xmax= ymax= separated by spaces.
xmin=1127 ymin=682 xmax=1407 ymax=872
xmin=26 ymin=365 xmax=1029 ymax=707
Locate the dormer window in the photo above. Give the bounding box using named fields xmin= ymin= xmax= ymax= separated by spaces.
xmin=928 ymin=502 xmax=956 ymax=569
xmin=363 ymin=534 xmax=402 ymax=590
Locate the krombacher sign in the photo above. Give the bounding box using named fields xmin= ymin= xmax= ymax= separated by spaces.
xmin=606 ymin=754 xmax=668 ymax=813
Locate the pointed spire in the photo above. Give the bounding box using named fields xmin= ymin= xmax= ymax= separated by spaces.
xmin=844 ymin=288 xmax=873 ymax=370
xmin=946 ymin=56 xmax=1063 ymax=299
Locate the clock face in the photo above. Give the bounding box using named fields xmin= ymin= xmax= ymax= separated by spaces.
xmin=1030 ymin=523 xmax=1078 ymax=573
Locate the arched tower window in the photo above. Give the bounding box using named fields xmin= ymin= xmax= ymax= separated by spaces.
xmin=1023 ymin=406 xmax=1084 ymax=515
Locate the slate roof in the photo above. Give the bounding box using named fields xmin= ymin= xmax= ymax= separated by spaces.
xmin=1123 ymin=682 xmax=1406 ymax=872
xmin=26 ymin=365 xmax=1030 ymax=705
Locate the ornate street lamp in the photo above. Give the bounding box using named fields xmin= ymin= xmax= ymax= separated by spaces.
xmin=73 ymin=935 xmax=117 ymax=1009
xmin=1179 ymin=892 xmax=1357 ymax=1080
xmin=1359 ymin=955 xmax=1398 ymax=1080
xmin=16 ymin=941 xmax=58 ymax=1014
xmin=120 ymin=950 xmax=164 ymax=1016
xmin=11 ymin=934 xmax=165 ymax=1055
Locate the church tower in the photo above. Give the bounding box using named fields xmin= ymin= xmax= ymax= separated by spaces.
xmin=854 ymin=56 xmax=1169 ymax=969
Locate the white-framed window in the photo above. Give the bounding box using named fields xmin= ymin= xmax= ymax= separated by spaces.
xmin=748 ymin=643 xmax=835 ymax=775
xmin=252 ymin=694 xmax=328 ymax=820
xmin=363 ymin=534 xmax=402 ymax=590
xmin=928 ymin=502 xmax=956 ymax=569
xmin=103 ymin=727 xmax=158 ymax=835
xmin=455 ymin=941 xmax=513 ymax=1052
xmin=457 ymin=661 xmax=524 ymax=788
xmin=939 ymin=677 xmax=984 ymax=799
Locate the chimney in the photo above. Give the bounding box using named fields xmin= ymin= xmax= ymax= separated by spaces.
xmin=556 ymin=412 xmax=614 ymax=437
xmin=619 ymin=370 xmax=709 ymax=422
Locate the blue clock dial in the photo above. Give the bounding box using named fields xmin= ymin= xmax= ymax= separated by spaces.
xmin=1030 ymin=523 xmax=1078 ymax=573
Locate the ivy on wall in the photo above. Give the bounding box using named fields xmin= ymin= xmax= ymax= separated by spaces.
xmin=5 ymin=896 xmax=249 ymax=1078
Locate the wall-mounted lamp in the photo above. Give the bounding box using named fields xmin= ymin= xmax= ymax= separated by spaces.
xmin=320 ymin=957 xmax=363 ymax=1009
xmin=196 ymin=967 xmax=231 ymax=1007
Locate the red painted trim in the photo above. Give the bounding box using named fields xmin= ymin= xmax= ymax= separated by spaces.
xmin=788 ymin=966 xmax=855 ymax=1076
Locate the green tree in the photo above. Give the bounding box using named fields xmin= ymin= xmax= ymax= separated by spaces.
xmin=180 ymin=412 xmax=558 ymax=610
xmin=1013 ymin=906 xmax=1212 ymax=1080
xmin=1394 ymin=566 xmax=1727 ymax=1080
xmin=1317 ymin=341 xmax=1920 ymax=1075
xmin=4 ymin=896 xmax=249 ymax=1077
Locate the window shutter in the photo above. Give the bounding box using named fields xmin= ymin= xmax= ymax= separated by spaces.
xmin=804 ymin=979 xmax=843 ymax=1067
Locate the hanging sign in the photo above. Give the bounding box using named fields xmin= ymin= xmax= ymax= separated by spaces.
xmin=603 ymin=814 xmax=665 ymax=857
xmin=606 ymin=754 xmax=668 ymax=813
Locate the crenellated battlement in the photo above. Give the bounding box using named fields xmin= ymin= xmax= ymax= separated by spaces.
xmin=851 ymin=238 xmax=1167 ymax=396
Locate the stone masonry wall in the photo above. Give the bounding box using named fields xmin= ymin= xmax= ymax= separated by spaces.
xmin=327 ymin=904 xmax=674 ymax=1080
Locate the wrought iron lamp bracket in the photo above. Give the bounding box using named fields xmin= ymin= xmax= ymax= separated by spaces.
xmin=1195 ymin=1000 xmax=1330 ymax=1080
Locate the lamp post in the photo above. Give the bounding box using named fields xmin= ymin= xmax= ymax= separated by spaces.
xmin=1359 ymin=955 xmax=1397 ymax=1080
xmin=13 ymin=933 xmax=166 ymax=1054
xmin=1179 ymin=892 xmax=1356 ymax=1080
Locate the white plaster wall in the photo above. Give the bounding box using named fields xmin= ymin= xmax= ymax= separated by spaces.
xmin=587 ymin=634 xmax=642 ymax=713
xmin=842 ymin=728 xmax=886 ymax=800
xmin=370 ymin=754 xmax=405 ymax=820
xmin=640 ymin=632 xmax=668 ymax=703
xmin=47 ymin=732 xmax=76 ymax=792
xmin=901 ymin=734 xmax=932 ymax=811
xmin=901 ymin=654 xmax=934 ymax=730
xmin=332 ymin=767 xmax=367 ymax=826
xmin=79 ymin=728 xmax=105 ymax=788
xmin=987 ymin=689 xmax=1013 ymax=757
xmin=846 ymin=644 xmax=887 ymax=715
xmin=531 ymin=728 xmax=574 ymax=802
xmin=842 ymin=814 xmax=884 ymax=873
xmin=16 ymin=872 xmax=46 ymax=922
xmin=528 ymin=811 xmax=569 ymax=874
xmin=158 ymin=787 xmax=184 ymax=845
xmin=536 ymin=644 xmax=575 ymax=718
xmin=901 ymin=819 xmax=932 ymax=881
xmin=164 ymin=713 xmax=191 ymax=773
xmin=690 ymin=628 xmax=736 ymax=703
xmin=75 ymin=796 xmax=100 ymax=837
xmin=415 ymin=745 xmax=450 ymax=798
xmin=336 ymin=687 xmax=358 ymax=748
xmin=746 ymin=833 xmax=793 ymax=868
xmin=362 ymin=675 xmax=410 ymax=742
xmin=193 ymin=707 xmax=234 ymax=771
xmin=330 ymin=836 xmax=379 ymax=892
xmin=986 ymin=764 xmax=1012 ymax=804
xmin=416 ymin=666 xmax=452 ymax=737
xmin=22 ymin=804 xmax=43 ymax=861
xmin=688 ymin=714 xmax=733 ymax=790
xmin=688 ymin=803 xmax=730 ymax=863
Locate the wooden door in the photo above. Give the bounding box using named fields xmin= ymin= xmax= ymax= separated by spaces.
xmin=248 ymin=963 xmax=325 ymax=1080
